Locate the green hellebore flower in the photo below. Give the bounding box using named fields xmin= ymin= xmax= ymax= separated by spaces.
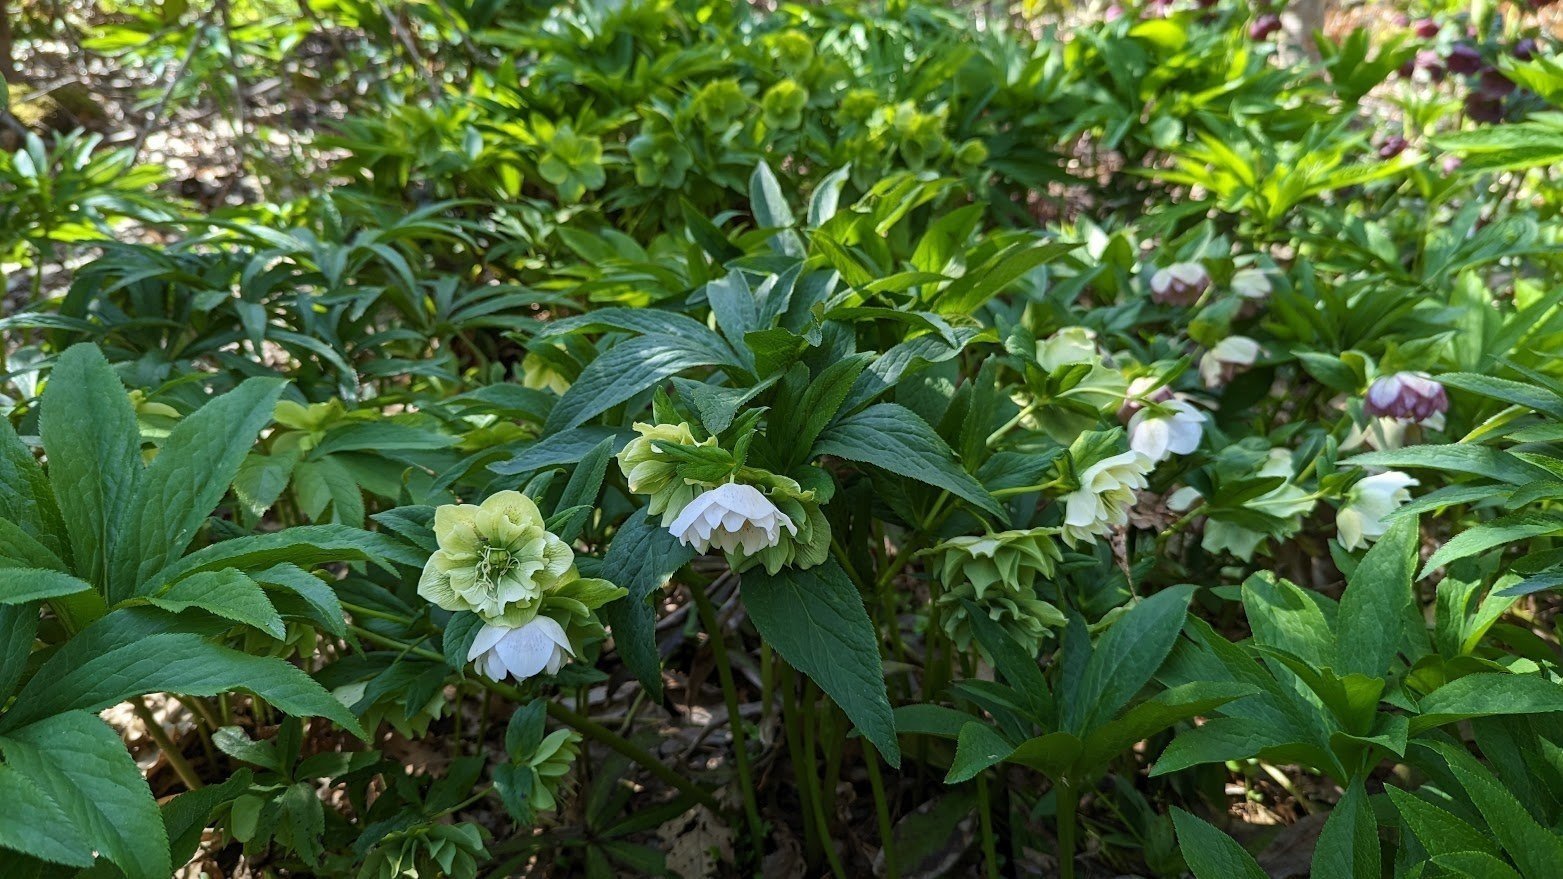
xmin=418 ymin=490 xmax=575 ymax=622
xmin=889 ymin=104 xmax=946 ymax=169
xmin=615 ymin=421 xmax=716 ymax=521
xmin=537 ymin=125 xmax=606 ymax=203
xmin=928 ymin=528 xmax=1066 ymax=657
xmin=762 ymin=80 xmax=809 ymax=130
xmin=692 ymin=79 xmax=749 ymax=131
xmin=627 ymin=128 xmax=694 ymax=188
xmin=768 ymin=30 xmax=815 ymax=77
xmin=359 ymin=824 xmax=489 ymax=879
xmin=837 ymin=87 xmax=879 ymax=126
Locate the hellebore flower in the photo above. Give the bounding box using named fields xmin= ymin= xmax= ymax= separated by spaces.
xmin=668 ymin=482 xmax=797 ymax=554
xmin=1231 ymin=267 xmax=1273 ymax=300
xmin=1128 ymin=398 xmax=1206 ymax=463
xmin=467 ymin=615 xmax=575 ymax=683
xmin=1364 ymin=372 xmax=1448 ymax=425
xmin=1199 ymin=336 xmax=1261 ymax=388
xmin=1150 ymin=262 xmax=1211 ymax=306
xmin=1061 ymin=451 xmax=1154 ymax=547
xmin=1447 ymin=43 xmax=1482 ymax=74
xmin=615 ymin=421 xmax=717 ymax=521
xmin=928 ymin=528 xmax=1066 ymax=657
xmin=418 ymin=491 xmax=574 ymax=621
xmin=1337 ymin=471 xmax=1419 ymax=551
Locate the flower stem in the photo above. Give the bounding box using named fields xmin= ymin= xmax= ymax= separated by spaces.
xmin=690 ymin=579 xmax=765 ymax=861
xmin=864 ymin=743 xmax=898 ymax=879
xmin=1056 ymin=780 xmax=1079 ymax=879
xmin=977 ymin=772 xmax=1000 ymax=879
xmin=132 ymin=696 xmax=204 ymax=791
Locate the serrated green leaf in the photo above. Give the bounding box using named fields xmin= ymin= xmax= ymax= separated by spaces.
xmin=597 ymin=508 xmax=695 ymax=697
xmin=0 ymin=762 xmax=94 ymax=868
xmin=1387 ymin=785 xmax=1503 ymax=860
xmin=148 ymin=568 xmax=285 ymax=639
xmin=945 ymin=721 xmax=1016 ymax=783
xmin=41 ymin=344 xmax=142 ymax=590
xmin=544 ymin=336 xmax=740 ymax=433
xmin=0 ymin=711 xmax=169 ymax=879
xmin=145 ymin=525 xmax=422 ymax=593
xmin=109 ymin=377 xmax=286 ymax=601
xmin=0 ymin=568 xmax=93 ymax=604
xmin=1412 ymin=673 xmax=1563 ymax=734
xmin=1311 ymin=778 xmax=1380 ymax=879
xmin=1422 ymin=512 xmax=1563 ymax=579
xmin=815 ymin=403 xmax=1006 ymax=522
xmin=1338 ymin=515 xmax=1418 ymax=677
xmin=0 ymin=608 xmax=363 ymax=737
xmin=0 ymin=419 xmax=69 ymax=562
xmin=1069 ymin=585 xmax=1193 ymax=734
xmin=741 ymin=559 xmax=900 ymax=766
xmin=1171 ymin=807 xmax=1267 ymax=879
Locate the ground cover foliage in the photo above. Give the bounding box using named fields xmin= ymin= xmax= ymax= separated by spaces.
xmin=4 ymin=0 xmax=1563 ymax=876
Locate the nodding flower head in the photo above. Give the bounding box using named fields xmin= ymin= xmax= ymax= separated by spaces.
xmin=1364 ymin=372 xmax=1447 ymax=424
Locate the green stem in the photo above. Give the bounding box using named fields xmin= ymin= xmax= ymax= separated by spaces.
xmin=132 ymin=696 xmax=204 ymax=791
xmin=1056 ymin=780 xmax=1078 ymax=879
xmin=690 ymin=580 xmax=764 ymax=860
xmin=800 ymin=683 xmax=848 ymax=879
xmin=977 ymin=773 xmax=1000 ymax=879
xmin=780 ymin=663 xmax=821 ymax=863
xmin=865 ymin=743 xmax=898 ymax=879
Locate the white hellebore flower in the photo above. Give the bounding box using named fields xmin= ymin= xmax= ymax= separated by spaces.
xmin=1231 ymin=268 xmax=1273 ymax=300
xmin=1061 ymin=451 xmax=1154 ymax=547
xmin=668 ymin=482 xmax=797 ymax=554
xmin=1128 ymin=399 xmax=1206 ymax=463
xmin=468 ymin=615 xmax=575 ymax=683
xmin=1337 ymin=471 xmax=1419 ymax=551
xmin=1199 ymin=336 xmax=1261 ymax=388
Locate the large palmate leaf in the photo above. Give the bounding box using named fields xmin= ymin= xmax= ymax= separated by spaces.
xmin=108 ymin=377 xmax=287 ymax=602
xmin=1066 ymin=585 xmax=1193 ymax=734
xmin=148 ymin=568 xmax=286 ymax=639
xmin=40 ymin=343 xmax=142 ymax=589
xmin=814 ymin=403 xmax=1006 ymax=522
xmin=0 ymin=711 xmax=168 ymax=879
xmin=741 ymin=560 xmax=900 ymax=765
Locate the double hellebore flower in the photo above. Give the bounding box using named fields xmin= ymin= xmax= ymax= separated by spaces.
xmin=1337 ymin=471 xmax=1419 ymax=551
xmin=418 ymin=491 xmax=574 ymax=621
xmin=927 ymin=528 xmax=1067 ymax=657
xmin=1365 ymin=372 xmax=1448 ymax=426
xmin=1150 ymin=262 xmax=1211 ymax=306
xmin=1128 ymin=398 xmax=1206 ymax=463
xmin=467 ymin=615 xmax=575 ymax=682
xmin=1061 ymin=450 xmax=1154 ymax=547
xmin=669 ymin=482 xmax=798 ymax=554
xmin=615 ymin=422 xmax=717 ymax=522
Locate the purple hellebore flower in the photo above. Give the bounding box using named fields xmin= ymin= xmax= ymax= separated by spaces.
xmin=1365 ymin=372 xmax=1448 ymax=423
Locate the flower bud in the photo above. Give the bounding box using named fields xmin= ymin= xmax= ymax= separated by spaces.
xmin=1413 ymin=18 xmax=1440 ymax=39
xmin=1149 ymin=262 xmax=1210 ymax=306
xmin=1364 ymin=372 xmax=1448 ymax=423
